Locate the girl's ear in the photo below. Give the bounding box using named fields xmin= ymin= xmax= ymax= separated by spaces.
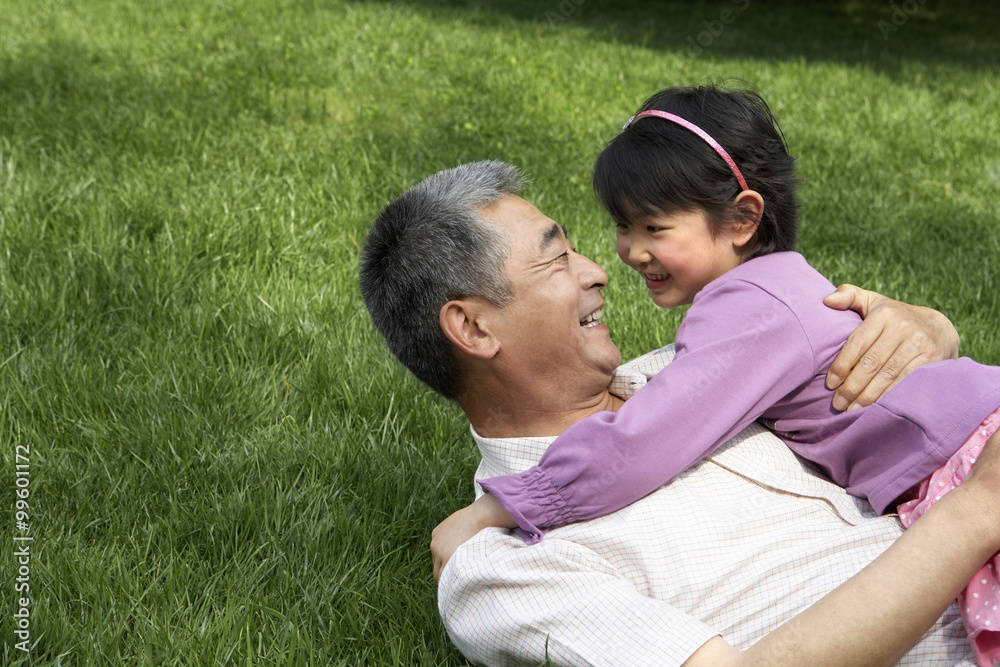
xmin=439 ymin=299 xmax=501 ymax=360
xmin=732 ymin=190 xmax=764 ymax=248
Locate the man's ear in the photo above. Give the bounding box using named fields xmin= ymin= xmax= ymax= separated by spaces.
xmin=732 ymin=190 xmax=764 ymax=248
xmin=439 ymin=299 xmax=501 ymax=360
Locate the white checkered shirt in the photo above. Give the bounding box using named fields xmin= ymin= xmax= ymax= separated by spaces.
xmin=438 ymin=345 xmax=974 ymax=666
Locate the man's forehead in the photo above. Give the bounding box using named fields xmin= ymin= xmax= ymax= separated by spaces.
xmin=480 ymin=194 xmax=567 ymax=247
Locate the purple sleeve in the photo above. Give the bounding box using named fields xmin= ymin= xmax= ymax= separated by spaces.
xmin=478 ymin=279 xmax=818 ymax=543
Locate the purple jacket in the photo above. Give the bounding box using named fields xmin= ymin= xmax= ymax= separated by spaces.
xmin=480 ymin=252 xmax=1000 ymax=543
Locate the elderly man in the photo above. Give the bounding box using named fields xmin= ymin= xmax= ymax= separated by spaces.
xmin=360 ymin=161 xmax=1000 ymax=666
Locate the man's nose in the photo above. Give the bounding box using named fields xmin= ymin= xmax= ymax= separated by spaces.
xmin=578 ymin=254 xmax=608 ymax=290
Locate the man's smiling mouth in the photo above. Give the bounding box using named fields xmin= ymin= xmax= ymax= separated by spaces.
xmin=580 ymin=309 xmax=603 ymax=328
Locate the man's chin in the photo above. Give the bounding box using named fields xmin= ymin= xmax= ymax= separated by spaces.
xmin=602 ymin=347 xmax=622 ymax=374
xmin=581 ymin=328 xmax=621 ymax=376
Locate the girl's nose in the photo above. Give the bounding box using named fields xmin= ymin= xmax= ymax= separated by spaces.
xmin=628 ymin=237 xmax=652 ymax=266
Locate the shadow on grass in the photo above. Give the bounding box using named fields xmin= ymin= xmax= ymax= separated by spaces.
xmin=347 ymin=0 xmax=1000 ymax=75
xmin=3 ymin=2 xmax=995 ymax=172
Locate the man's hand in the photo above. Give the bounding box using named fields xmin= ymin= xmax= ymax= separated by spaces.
xmin=432 ymin=493 xmax=516 ymax=582
xmin=823 ymin=284 xmax=959 ymax=412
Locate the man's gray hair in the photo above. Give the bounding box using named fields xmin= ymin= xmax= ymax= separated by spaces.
xmin=360 ymin=160 xmax=525 ymax=399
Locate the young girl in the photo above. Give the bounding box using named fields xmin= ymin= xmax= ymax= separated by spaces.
xmin=469 ymin=84 xmax=1000 ymax=665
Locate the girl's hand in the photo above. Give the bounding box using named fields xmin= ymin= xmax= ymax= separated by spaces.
xmin=823 ymin=284 xmax=959 ymax=411
xmin=432 ymin=493 xmax=516 ymax=582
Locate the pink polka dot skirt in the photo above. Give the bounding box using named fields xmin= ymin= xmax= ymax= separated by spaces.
xmin=898 ymin=405 xmax=1000 ymax=667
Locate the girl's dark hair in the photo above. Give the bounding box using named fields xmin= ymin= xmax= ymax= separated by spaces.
xmin=593 ymin=83 xmax=800 ymax=260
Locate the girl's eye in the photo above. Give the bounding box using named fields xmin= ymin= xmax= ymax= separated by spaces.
xmin=615 ymin=222 xmax=628 ymax=231
xmin=646 ymin=225 xmax=664 ymax=233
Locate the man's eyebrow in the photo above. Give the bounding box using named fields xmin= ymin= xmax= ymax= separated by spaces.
xmin=539 ymin=223 xmax=569 ymax=251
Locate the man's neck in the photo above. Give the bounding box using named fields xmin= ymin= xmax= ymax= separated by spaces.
xmin=461 ymin=387 xmax=625 ymax=439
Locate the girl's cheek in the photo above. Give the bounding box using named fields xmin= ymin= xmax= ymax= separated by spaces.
xmin=615 ymin=238 xmax=630 ymax=265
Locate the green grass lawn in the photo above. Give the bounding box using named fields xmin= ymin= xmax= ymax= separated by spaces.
xmin=1 ymin=0 xmax=998 ymax=664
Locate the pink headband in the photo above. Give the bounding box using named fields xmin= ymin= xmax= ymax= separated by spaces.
xmin=623 ymin=110 xmax=748 ymax=192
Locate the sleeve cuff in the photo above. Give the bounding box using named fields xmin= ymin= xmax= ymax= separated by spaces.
xmin=478 ymin=465 xmax=575 ymax=545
